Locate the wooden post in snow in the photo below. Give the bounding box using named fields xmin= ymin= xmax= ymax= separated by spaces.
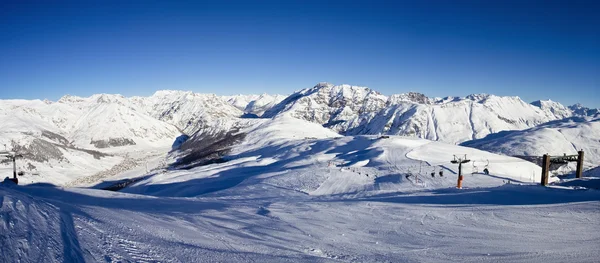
xmin=541 ymin=154 xmax=550 ymax=186
xmin=576 ymin=151 xmax=584 ymax=179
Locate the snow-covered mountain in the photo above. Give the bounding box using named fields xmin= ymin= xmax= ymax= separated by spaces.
xmin=4 ymin=122 xmax=598 ymax=262
xmin=52 ymin=93 xmax=182 ymax=149
xmin=2 ymin=85 xmax=599 ymax=262
xmin=263 ymin=82 xmax=389 ymax=133
xmin=568 ymin=103 xmax=600 ymax=117
xmin=130 ymin=90 xmax=244 ymax=135
xmin=2 ymin=82 xmax=599 ymax=185
xmin=222 ymin=94 xmax=286 ymax=116
xmin=461 ymin=116 xmax=600 ymax=171
xmin=530 ymin=99 xmax=574 ymax=119
xmin=264 ymin=82 xmax=597 ymax=145
xmin=0 ymin=99 xmax=123 ymax=184
xmin=0 ymin=95 xmax=182 ymax=184
xmin=6 ymin=82 xmax=594 ymax=150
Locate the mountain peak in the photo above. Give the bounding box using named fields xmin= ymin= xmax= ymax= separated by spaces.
xmin=58 ymin=94 xmax=85 ymax=104
xmin=465 ymin=93 xmax=492 ymax=102
xmin=530 ymin=99 xmax=572 ymax=119
xmin=568 ymin=103 xmax=600 ymax=117
xmin=316 ymin=82 xmax=334 ymax=88
xmin=92 ymin=94 xmax=126 ymax=104
xmin=388 ymin=92 xmax=431 ymax=104
xmin=531 ymin=99 xmax=561 ymax=107
xmin=152 ymin=90 xmax=192 ymax=97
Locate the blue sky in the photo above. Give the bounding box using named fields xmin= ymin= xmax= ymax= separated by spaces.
xmin=0 ymin=0 xmax=598 ymax=107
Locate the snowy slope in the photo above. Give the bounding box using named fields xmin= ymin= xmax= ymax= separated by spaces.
xmin=122 ymin=114 xmax=548 ymax=198
xmin=0 ymin=95 xmax=181 ymax=186
xmin=3 ymin=181 xmax=599 ymax=263
xmin=2 ymin=113 xmax=599 ymax=263
xmin=1 ymin=97 xmax=599 ymax=263
xmin=0 ymin=131 xmax=122 ymax=186
xmin=131 ymin=90 xmax=243 ymax=135
xmin=222 ymin=94 xmax=286 ymax=116
xmin=462 ymin=116 xmax=600 ymax=171
xmin=0 ymin=99 xmax=124 ymax=185
xmin=9 ymin=93 xmax=184 ymax=150
xmin=263 ymin=83 xmax=389 ymax=134
xmin=69 ymin=102 xmax=180 ymax=149
xmin=0 ymin=99 xmax=77 ymax=134
xmin=1 ymin=83 xmax=598 ymax=188
xmin=531 ymin=99 xmax=574 ymax=119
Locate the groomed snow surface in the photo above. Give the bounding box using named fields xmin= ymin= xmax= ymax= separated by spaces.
xmin=2 ymin=116 xmax=599 ymax=262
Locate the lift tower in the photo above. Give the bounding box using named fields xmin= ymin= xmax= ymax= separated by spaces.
xmin=451 ymin=154 xmax=471 ymax=189
xmin=540 ymin=151 xmax=585 ymax=186
xmin=1 ymin=151 xmax=22 ymax=185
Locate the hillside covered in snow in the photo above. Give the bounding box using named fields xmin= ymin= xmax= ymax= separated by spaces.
xmin=1 ymin=82 xmax=599 ymax=186
xmin=1 ymin=84 xmax=599 ymax=262
xmin=2 ymin=113 xmax=599 ymax=262
xmin=462 ymin=116 xmax=600 ymax=171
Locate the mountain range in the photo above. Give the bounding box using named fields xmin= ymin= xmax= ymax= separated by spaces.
xmin=1 ymin=82 xmax=598 ymax=184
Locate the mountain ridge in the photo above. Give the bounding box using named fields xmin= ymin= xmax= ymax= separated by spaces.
xmin=5 ymin=83 xmax=598 ymax=145
xmin=2 ymin=82 xmax=598 ymax=183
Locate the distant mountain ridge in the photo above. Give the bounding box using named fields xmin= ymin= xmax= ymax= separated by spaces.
xmin=5 ymin=82 xmax=598 ymax=145
xmin=222 ymin=94 xmax=287 ymax=116
xmin=263 ymin=82 xmax=598 ymax=144
xmin=2 ymin=82 xmax=598 ymax=181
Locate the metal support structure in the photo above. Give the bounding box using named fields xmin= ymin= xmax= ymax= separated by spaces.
xmin=540 ymin=151 xmax=585 ymax=186
xmin=576 ymin=150 xmax=584 ymax=179
xmin=12 ymin=155 xmax=17 ymax=179
xmin=457 ymin=163 xmax=463 ymax=189
xmin=1 ymin=151 xmax=22 ymax=185
xmin=451 ymin=155 xmax=470 ymax=189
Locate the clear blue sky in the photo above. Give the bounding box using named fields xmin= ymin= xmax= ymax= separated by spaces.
xmin=1 ymin=0 xmax=598 ymax=107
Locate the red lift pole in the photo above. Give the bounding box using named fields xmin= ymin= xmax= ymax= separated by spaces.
xmin=451 ymin=155 xmax=471 ymax=189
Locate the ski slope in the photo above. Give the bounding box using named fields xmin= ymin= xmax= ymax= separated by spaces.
xmin=1 ymin=113 xmax=598 ymax=263
xmin=121 ymin=115 xmax=548 ymax=198
xmin=2 ymin=175 xmax=599 ymax=262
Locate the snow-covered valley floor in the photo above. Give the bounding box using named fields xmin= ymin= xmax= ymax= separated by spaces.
xmin=2 ymin=118 xmax=599 ymax=262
